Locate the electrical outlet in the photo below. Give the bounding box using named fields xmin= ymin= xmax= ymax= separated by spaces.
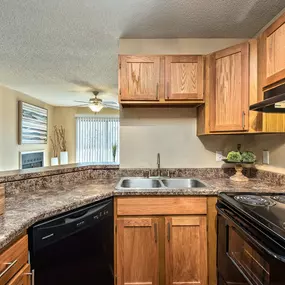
xmin=263 ymin=150 xmax=270 ymax=164
xmin=216 ymin=151 xmax=224 ymax=162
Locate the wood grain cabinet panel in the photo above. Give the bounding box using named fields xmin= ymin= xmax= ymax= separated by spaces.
xmin=165 ymin=216 xmax=208 ymax=285
xmin=209 ymin=42 xmax=249 ymax=132
xmin=6 ymin=264 xmax=31 ymax=285
xmin=165 ymin=56 xmax=203 ymax=100
xmin=261 ymin=12 xmax=285 ymax=87
xmin=119 ymin=56 xmax=162 ymax=101
xmin=117 ymin=197 xmax=207 ymax=216
xmin=116 ymin=217 xmax=159 ymax=285
xmin=0 ymin=236 xmax=28 ymax=285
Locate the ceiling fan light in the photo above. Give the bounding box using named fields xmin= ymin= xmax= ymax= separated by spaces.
xmin=89 ymin=103 xmax=103 ymax=113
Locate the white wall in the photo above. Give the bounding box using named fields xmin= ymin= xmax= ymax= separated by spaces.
xmin=0 ymin=85 xmax=54 ymax=171
xmin=120 ymin=108 xmax=249 ymax=168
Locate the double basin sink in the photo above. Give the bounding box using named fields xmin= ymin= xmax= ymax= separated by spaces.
xmin=117 ymin=177 xmax=207 ymax=190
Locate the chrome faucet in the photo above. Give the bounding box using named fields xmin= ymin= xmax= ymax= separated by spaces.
xmin=147 ymin=153 xmax=169 ymax=178
xmin=157 ymin=153 xmax=161 ymax=177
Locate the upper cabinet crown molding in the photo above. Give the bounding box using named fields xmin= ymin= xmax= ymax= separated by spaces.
xmin=119 ymin=55 xmax=204 ymax=106
xmin=260 ymin=12 xmax=285 ymax=89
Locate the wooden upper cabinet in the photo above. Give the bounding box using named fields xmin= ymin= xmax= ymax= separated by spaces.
xmin=116 ymin=217 xmax=159 ymax=285
xmin=165 ymin=56 xmax=203 ymax=100
xmin=165 ymin=216 xmax=207 ymax=285
xmin=119 ymin=56 xmax=162 ymax=101
xmin=260 ymin=12 xmax=285 ymax=88
xmin=209 ymin=42 xmax=249 ymax=132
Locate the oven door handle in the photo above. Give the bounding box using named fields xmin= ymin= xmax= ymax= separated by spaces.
xmin=217 ymin=205 xmax=285 ymax=262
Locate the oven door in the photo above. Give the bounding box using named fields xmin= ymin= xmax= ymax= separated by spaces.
xmin=217 ymin=202 xmax=285 ymax=285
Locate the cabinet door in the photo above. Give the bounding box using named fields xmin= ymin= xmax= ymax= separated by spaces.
xmin=261 ymin=12 xmax=285 ymax=87
xmin=7 ymin=264 xmax=31 ymax=285
xmin=165 ymin=216 xmax=207 ymax=285
xmin=165 ymin=56 xmax=203 ymax=100
xmin=119 ymin=56 xmax=162 ymax=101
xmin=117 ymin=217 xmax=159 ymax=285
xmin=210 ymin=42 xmax=249 ymax=132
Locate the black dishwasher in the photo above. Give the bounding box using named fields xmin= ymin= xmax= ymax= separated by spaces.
xmin=29 ymin=197 xmax=114 ymax=285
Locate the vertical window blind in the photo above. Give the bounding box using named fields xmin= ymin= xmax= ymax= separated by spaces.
xmin=76 ymin=116 xmax=120 ymax=164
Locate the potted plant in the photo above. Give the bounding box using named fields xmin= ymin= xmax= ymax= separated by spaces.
xmin=224 ymin=144 xmax=256 ymax=182
xmin=50 ymin=127 xmax=59 ymax=166
xmin=55 ymin=126 xmax=68 ymax=165
xmin=112 ymin=144 xmax=117 ymax=163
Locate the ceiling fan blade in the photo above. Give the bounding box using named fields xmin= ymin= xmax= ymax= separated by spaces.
xmin=76 ymin=104 xmax=89 ymax=107
xmin=74 ymin=100 xmax=90 ymax=103
xmin=102 ymin=102 xmax=120 ymax=110
xmin=102 ymin=100 xmax=118 ymax=105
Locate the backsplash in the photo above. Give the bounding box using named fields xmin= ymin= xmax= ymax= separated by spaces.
xmin=2 ymin=164 xmax=285 ymax=196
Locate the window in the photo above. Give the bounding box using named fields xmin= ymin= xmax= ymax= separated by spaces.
xmin=76 ymin=116 xmax=119 ymax=164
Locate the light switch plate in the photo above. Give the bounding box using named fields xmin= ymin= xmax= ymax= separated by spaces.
xmin=263 ymin=150 xmax=270 ymax=164
xmin=216 ymin=151 xmax=224 ymax=162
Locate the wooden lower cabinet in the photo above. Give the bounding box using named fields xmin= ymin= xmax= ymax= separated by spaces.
xmin=116 ymin=217 xmax=160 ymax=285
xmin=0 ymin=235 xmax=30 ymax=285
xmin=6 ymin=264 xmax=31 ymax=285
xmin=115 ymin=197 xmax=214 ymax=285
xmin=165 ymin=216 xmax=208 ymax=285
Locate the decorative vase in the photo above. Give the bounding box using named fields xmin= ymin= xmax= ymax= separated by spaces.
xmin=60 ymin=151 xmax=69 ymax=165
xmin=230 ymin=164 xmax=249 ymax=182
xmin=51 ymin=157 xmax=59 ymax=166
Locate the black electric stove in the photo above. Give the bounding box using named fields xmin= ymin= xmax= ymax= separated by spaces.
xmin=217 ymin=192 xmax=285 ymax=285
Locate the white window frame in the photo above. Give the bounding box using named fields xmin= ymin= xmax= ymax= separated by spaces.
xmin=76 ymin=115 xmax=120 ymax=164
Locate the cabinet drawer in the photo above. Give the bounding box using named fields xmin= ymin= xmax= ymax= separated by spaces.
xmin=117 ymin=197 xmax=207 ymax=216
xmin=6 ymin=264 xmax=31 ymax=285
xmin=0 ymin=236 xmax=28 ymax=285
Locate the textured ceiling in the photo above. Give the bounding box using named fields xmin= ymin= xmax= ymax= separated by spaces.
xmin=0 ymin=0 xmax=284 ymax=106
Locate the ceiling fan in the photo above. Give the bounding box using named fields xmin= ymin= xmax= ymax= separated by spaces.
xmin=74 ymin=90 xmax=119 ymax=113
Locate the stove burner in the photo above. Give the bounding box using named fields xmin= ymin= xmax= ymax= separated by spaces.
xmin=271 ymin=195 xmax=285 ymax=204
xmin=234 ymin=195 xmax=275 ymax=206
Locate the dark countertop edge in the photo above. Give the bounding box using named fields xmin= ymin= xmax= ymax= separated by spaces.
xmin=0 ymin=163 xmax=120 ymax=183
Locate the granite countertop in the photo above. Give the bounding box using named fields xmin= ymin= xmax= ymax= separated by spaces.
xmin=0 ymin=163 xmax=119 ymax=183
xmin=0 ymin=179 xmax=116 ymax=250
xmin=1 ymin=176 xmax=285 ymax=250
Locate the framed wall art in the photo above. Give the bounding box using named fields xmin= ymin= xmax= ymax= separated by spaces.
xmin=18 ymin=101 xmax=48 ymax=144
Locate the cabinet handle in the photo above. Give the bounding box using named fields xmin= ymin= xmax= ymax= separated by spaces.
xmin=167 ymin=222 xmax=171 ymax=242
xmin=0 ymin=259 xmax=18 ymax=278
xmin=24 ymin=269 xmax=35 ymax=285
xmin=167 ymin=82 xmax=170 ymax=99
xmin=242 ymin=111 xmax=245 ymax=129
xmin=156 ymin=83 xmax=159 ymax=100
xmin=154 ymin=223 xmax=158 ymax=243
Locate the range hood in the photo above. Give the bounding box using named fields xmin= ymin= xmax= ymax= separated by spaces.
xmin=250 ymin=83 xmax=285 ymax=113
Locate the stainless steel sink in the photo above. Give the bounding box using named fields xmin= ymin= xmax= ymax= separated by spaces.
xmin=119 ymin=178 xmax=163 ymax=189
xmin=116 ymin=177 xmax=208 ymax=190
xmin=161 ymin=178 xmax=207 ymax=188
